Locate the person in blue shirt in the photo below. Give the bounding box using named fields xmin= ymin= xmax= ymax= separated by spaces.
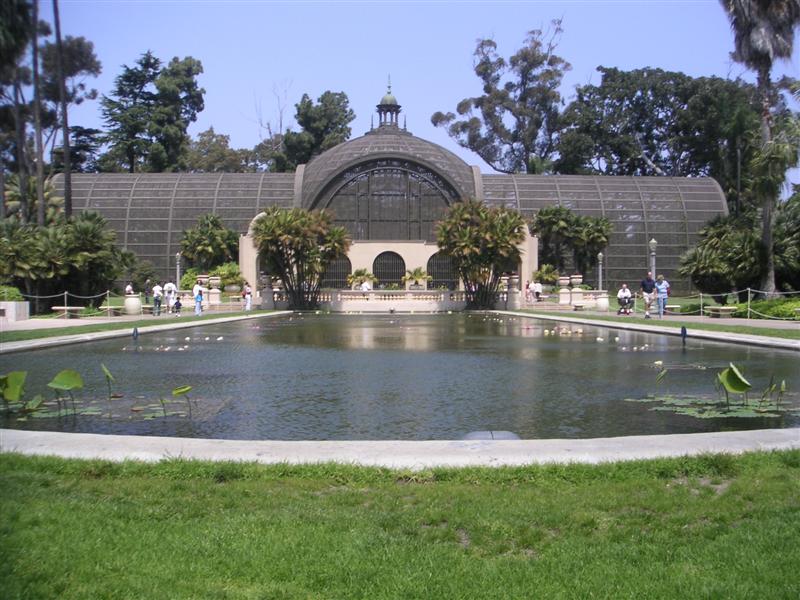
xmin=640 ymin=271 xmax=656 ymax=319
xmin=654 ymin=274 xmax=670 ymax=319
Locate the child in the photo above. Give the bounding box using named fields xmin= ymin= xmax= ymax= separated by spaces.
xmin=173 ymin=295 xmax=183 ymax=317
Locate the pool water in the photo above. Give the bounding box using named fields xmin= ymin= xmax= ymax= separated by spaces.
xmin=2 ymin=314 xmax=797 ymax=440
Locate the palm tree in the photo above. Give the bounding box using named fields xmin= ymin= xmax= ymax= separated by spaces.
xmin=3 ymin=175 xmax=64 ymax=224
xmin=251 ymin=207 xmax=351 ymax=309
xmin=402 ymin=267 xmax=432 ymax=288
xmin=529 ymin=205 xmax=575 ymax=271
xmin=437 ymin=199 xmax=526 ymax=309
xmin=346 ymin=268 xmax=377 ymax=289
xmin=720 ymin=0 xmax=800 ymax=294
xmin=570 ymin=216 xmax=613 ymax=276
xmin=179 ymin=214 xmax=239 ymax=272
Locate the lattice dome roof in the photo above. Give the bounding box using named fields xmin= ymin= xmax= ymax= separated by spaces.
xmin=301 ymin=127 xmax=475 ymax=208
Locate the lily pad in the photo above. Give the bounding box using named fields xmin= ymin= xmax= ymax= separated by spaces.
xmin=718 ymin=363 xmax=751 ymax=395
xmin=47 ymin=369 xmax=84 ymax=392
xmin=1 ymin=371 xmax=27 ymax=403
xmin=172 ymin=385 xmax=192 ymax=397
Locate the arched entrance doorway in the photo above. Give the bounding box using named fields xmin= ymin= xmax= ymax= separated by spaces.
xmin=320 ymin=256 xmax=352 ymax=289
xmin=426 ymin=252 xmax=458 ymax=290
xmin=373 ymin=251 xmax=405 ymax=288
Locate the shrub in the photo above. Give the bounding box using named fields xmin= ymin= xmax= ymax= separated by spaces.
xmin=209 ymin=262 xmax=245 ymax=288
xmin=533 ymin=264 xmax=559 ymax=285
xmin=180 ymin=268 xmax=201 ymax=291
xmin=732 ymin=297 xmax=800 ymax=319
xmin=0 ymin=285 xmax=24 ymax=301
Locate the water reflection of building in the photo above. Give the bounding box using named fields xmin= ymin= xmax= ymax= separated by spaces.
xmin=56 ymin=86 xmax=727 ymax=292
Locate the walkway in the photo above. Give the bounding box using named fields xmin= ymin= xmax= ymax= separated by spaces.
xmin=504 ymin=309 xmax=799 ymax=352
xmin=0 ymin=311 xmax=292 ymax=354
xmin=1 ymin=428 xmax=798 ymax=468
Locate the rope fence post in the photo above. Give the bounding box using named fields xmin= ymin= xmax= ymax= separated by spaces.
xmin=63 ymin=291 xmax=68 ymax=319
xmin=106 ymin=290 xmax=111 ymax=317
xmin=699 ymin=293 xmax=703 ymax=318
xmin=747 ymin=288 xmax=751 ymax=319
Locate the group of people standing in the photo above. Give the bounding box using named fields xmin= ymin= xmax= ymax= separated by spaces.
xmin=617 ymin=271 xmax=670 ymax=318
xmin=141 ymin=279 xmax=183 ymax=316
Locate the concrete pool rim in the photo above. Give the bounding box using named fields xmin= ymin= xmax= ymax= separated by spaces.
xmin=2 ymin=427 xmax=798 ymax=468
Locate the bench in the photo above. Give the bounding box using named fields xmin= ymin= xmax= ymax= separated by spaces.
xmin=51 ymin=306 xmax=85 ymax=318
xmin=572 ymin=303 xmax=586 ymax=311
xmin=704 ymin=306 xmax=737 ymax=318
xmin=665 ymin=304 xmax=681 ymax=314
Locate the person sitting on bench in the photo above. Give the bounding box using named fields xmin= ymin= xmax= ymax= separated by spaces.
xmin=617 ymin=284 xmax=633 ymax=315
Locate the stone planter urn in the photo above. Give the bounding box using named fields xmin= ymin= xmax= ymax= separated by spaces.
xmin=124 ymin=294 xmax=142 ymax=315
xmin=509 ymin=275 xmax=520 ymax=289
xmin=570 ymin=274 xmax=583 ymax=286
xmin=557 ymin=276 xmax=571 ymax=288
xmin=208 ymin=276 xmax=222 ymax=290
xmin=223 ymin=284 xmax=241 ymax=294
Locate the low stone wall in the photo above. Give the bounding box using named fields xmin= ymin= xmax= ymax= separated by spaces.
xmin=264 ymin=290 xmax=467 ymax=312
xmin=0 ymin=301 xmax=30 ymax=322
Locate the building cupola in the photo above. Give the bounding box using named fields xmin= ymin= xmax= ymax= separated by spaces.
xmin=376 ymin=77 xmax=401 ymax=128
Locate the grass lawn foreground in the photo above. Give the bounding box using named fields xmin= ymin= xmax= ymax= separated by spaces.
xmin=1 ymin=451 xmax=799 ymax=598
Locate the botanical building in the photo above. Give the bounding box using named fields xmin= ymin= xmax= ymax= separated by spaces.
xmin=56 ymin=89 xmax=728 ymax=292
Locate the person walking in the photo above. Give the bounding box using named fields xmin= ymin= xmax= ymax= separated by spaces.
xmin=533 ymin=281 xmax=543 ymax=302
xmin=243 ymin=282 xmax=253 ymax=311
xmin=144 ymin=279 xmax=152 ymax=304
xmin=125 ymin=282 xmax=134 ymax=295
xmin=654 ymin=274 xmax=670 ymax=319
xmin=152 ymin=281 xmax=163 ymax=316
xmin=192 ymin=279 xmax=204 ymax=316
xmin=164 ymin=280 xmax=177 ymax=313
xmin=640 ymin=271 xmax=656 ymax=319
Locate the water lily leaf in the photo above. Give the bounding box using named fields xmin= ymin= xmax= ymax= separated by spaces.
xmin=47 ymin=369 xmax=84 ymax=391
xmin=24 ymin=394 xmax=43 ymax=412
xmin=718 ymin=364 xmax=751 ymax=394
xmin=100 ymin=363 xmax=115 ymax=383
xmin=2 ymin=371 xmax=27 ymax=402
xmin=172 ymin=385 xmax=192 ymax=397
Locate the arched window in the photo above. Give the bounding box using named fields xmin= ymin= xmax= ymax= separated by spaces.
xmin=316 ymin=160 xmax=457 ymax=242
xmin=373 ymin=252 xmax=405 ymax=288
xmin=320 ymin=256 xmax=352 ymax=289
xmin=426 ymin=252 xmax=458 ymax=290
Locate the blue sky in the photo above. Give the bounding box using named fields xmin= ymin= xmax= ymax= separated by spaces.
xmin=45 ymin=0 xmax=799 ymax=179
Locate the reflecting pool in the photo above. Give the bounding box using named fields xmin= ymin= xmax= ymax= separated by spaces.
xmin=2 ymin=314 xmax=798 ymax=440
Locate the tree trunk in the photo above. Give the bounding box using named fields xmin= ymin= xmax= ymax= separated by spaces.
xmin=0 ymin=166 xmax=5 ymax=219
xmin=12 ymin=72 xmax=29 ymax=223
xmin=757 ymin=68 xmax=776 ymax=297
xmin=31 ymin=0 xmax=47 ymax=226
xmin=52 ymin=0 xmax=72 ymax=218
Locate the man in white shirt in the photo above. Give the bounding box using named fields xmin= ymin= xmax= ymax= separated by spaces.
xmin=152 ymin=282 xmax=164 ymax=316
xmin=617 ymin=283 xmax=633 ymax=315
xmin=163 ymin=280 xmax=177 ymax=312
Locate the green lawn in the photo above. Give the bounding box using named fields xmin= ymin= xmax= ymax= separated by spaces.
xmin=0 ymin=311 xmax=271 ymax=344
xmin=1 ymin=451 xmax=799 ymax=598
xmin=520 ymin=310 xmax=800 ymax=340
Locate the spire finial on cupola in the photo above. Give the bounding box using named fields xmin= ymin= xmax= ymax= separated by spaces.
xmin=377 ymin=75 xmax=401 ymax=127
